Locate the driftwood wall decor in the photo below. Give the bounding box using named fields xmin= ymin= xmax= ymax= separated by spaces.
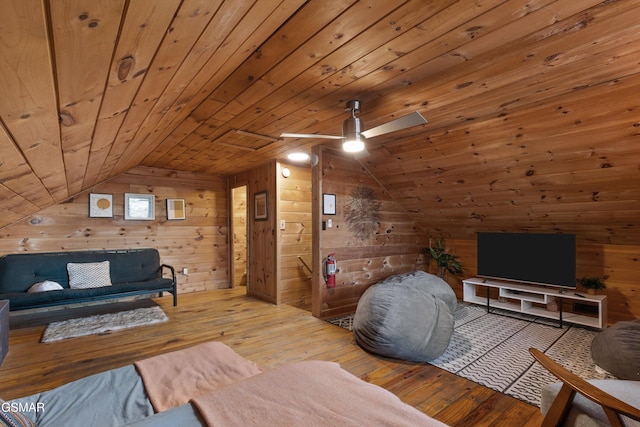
xmin=344 ymin=186 xmax=381 ymax=240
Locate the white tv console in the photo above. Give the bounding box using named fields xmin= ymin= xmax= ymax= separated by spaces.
xmin=462 ymin=277 xmax=607 ymax=329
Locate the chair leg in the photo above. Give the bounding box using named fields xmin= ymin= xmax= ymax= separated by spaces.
xmin=542 ymin=384 xmax=576 ymax=427
xmin=603 ymin=408 xmax=626 ymax=427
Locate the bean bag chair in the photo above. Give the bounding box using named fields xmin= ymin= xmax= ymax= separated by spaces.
xmin=353 ymin=271 xmax=456 ymax=362
xmin=591 ymin=319 xmax=640 ymax=380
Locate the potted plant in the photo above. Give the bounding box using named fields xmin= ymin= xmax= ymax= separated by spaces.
xmin=424 ymin=238 xmax=463 ymax=280
xmin=577 ymin=276 xmax=606 ymax=295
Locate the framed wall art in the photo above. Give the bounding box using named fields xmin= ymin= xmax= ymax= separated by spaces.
xmin=124 ymin=193 xmax=155 ymax=220
xmin=323 ymin=193 xmax=336 ymax=215
xmin=89 ymin=193 xmax=113 ymax=218
xmin=167 ymin=198 xmax=186 ymax=220
xmin=254 ymin=191 xmax=268 ymax=220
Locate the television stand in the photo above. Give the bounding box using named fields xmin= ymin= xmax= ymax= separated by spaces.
xmin=462 ymin=277 xmax=607 ymax=329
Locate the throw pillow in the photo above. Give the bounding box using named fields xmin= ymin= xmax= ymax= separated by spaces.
xmin=27 ymin=280 xmax=63 ymax=293
xmin=67 ymin=261 xmax=112 ymax=289
xmin=0 ymin=399 xmax=36 ymax=427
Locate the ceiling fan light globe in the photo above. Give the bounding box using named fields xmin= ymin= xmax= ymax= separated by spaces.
xmin=342 ymin=115 xmax=365 ymax=152
xmin=343 ymin=139 xmax=365 ymax=153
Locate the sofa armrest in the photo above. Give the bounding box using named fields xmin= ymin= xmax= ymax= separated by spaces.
xmin=160 ymin=264 xmax=177 ymax=306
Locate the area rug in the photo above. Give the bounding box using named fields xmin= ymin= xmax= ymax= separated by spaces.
xmin=327 ymin=304 xmax=614 ymax=406
xmin=41 ymin=306 xmax=168 ymax=343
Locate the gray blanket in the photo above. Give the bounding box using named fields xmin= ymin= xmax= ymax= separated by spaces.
xmin=11 ymin=365 xmax=153 ymax=426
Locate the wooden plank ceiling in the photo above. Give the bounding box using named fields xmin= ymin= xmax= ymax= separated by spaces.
xmin=0 ymin=0 xmax=639 ymax=243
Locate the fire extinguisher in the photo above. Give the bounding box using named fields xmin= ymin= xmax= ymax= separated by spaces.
xmin=323 ymin=253 xmax=337 ymax=288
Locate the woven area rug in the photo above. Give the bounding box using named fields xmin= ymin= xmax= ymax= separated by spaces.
xmin=328 ymin=304 xmax=614 ymax=406
xmin=41 ymin=306 xmax=168 ymax=343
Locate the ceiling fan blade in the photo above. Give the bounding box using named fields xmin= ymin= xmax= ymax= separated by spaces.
xmin=361 ymin=111 xmax=427 ymax=139
xmin=280 ymin=133 xmax=343 ymax=140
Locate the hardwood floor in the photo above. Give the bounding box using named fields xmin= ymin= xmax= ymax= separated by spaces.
xmin=1 ymin=288 xmax=544 ymax=426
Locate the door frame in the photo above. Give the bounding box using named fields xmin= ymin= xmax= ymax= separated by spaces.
xmin=230 ymin=183 xmax=248 ymax=289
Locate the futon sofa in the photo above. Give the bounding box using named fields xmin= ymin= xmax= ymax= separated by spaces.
xmin=0 ymin=248 xmax=177 ymax=311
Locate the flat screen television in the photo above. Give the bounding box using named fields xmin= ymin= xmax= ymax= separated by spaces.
xmin=477 ymin=232 xmax=576 ymax=288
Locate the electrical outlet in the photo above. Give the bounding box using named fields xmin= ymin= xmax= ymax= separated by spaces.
xmin=182 ymin=267 xmax=188 ymax=275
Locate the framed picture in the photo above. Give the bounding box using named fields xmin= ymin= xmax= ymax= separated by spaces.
xmin=124 ymin=193 xmax=155 ymax=220
xmin=167 ymin=198 xmax=186 ymax=220
xmin=89 ymin=193 xmax=113 ymax=218
xmin=323 ymin=193 xmax=336 ymax=215
xmin=254 ymin=191 xmax=268 ymax=220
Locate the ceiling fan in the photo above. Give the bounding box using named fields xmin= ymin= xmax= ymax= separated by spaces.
xmin=280 ymin=100 xmax=428 ymax=154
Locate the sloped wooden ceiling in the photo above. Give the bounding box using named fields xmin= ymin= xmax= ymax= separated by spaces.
xmin=1 ymin=0 xmax=639 ymax=243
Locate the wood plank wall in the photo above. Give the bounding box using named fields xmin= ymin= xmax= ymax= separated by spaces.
xmin=315 ymin=149 xmax=429 ymax=319
xmin=0 ymin=166 xmax=230 ymax=293
xmin=313 ymin=148 xmax=640 ymax=324
xmin=4 ymin=160 xmax=634 ymax=324
xmin=277 ymin=162 xmax=312 ymax=310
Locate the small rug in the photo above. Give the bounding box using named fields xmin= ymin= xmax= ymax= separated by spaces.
xmin=42 ymin=306 xmax=168 ymax=343
xmin=327 ymin=304 xmax=614 ymax=406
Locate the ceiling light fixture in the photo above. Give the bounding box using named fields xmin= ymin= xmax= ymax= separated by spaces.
xmin=287 ymin=152 xmax=319 ymax=167
xmin=287 ymin=152 xmax=310 ymax=162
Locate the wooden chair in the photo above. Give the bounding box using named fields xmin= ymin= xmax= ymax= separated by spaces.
xmin=529 ymin=348 xmax=640 ymax=427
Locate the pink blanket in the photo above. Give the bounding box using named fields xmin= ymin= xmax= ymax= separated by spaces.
xmin=191 ymin=360 xmax=448 ymax=427
xmin=134 ymin=341 xmax=263 ymax=412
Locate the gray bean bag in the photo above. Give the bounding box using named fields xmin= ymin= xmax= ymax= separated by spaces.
xmin=353 ymin=271 xmax=456 ymax=362
xmin=591 ymin=319 xmax=640 ymax=380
